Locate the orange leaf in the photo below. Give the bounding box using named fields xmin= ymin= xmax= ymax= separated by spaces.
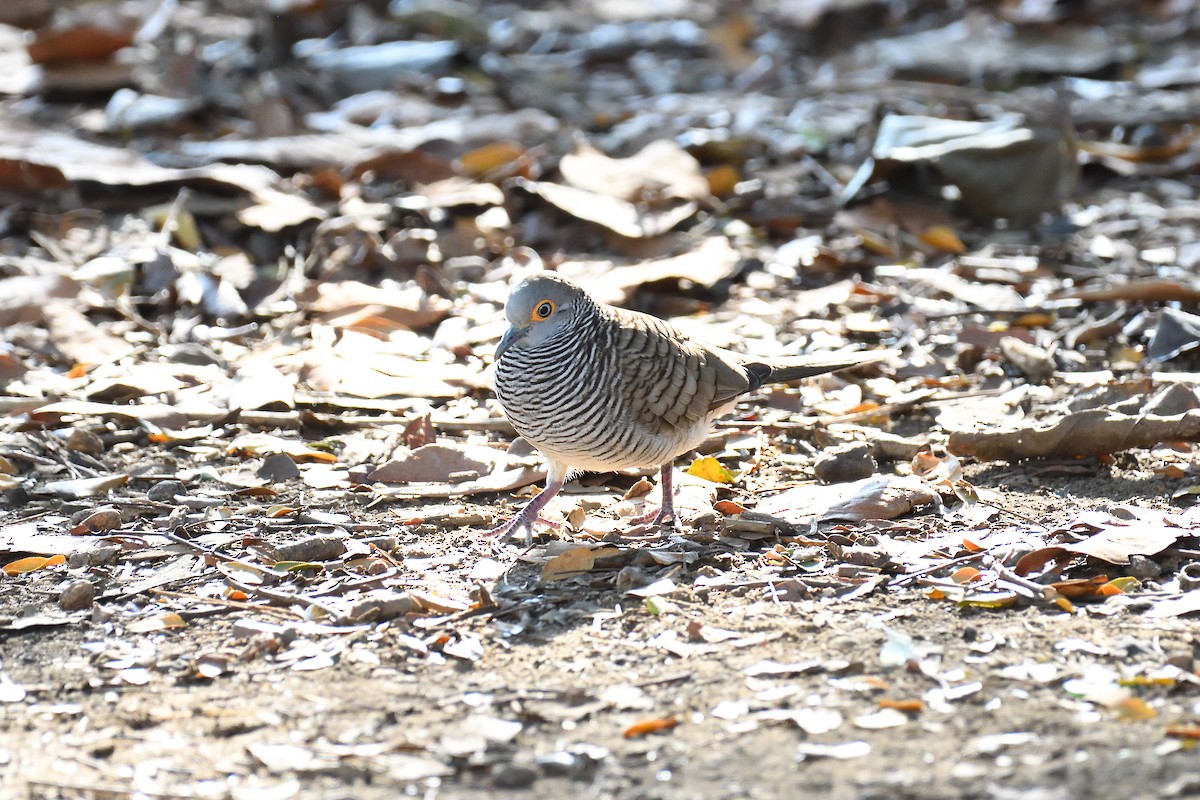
xmin=706 ymin=164 xmax=740 ymax=198
xmin=3 ymin=554 xmax=66 ymax=575
xmin=265 ymin=505 xmax=301 ymax=518
xmin=925 ymin=588 xmax=947 ymax=600
xmin=127 ymin=612 xmax=187 ymax=633
xmin=918 ymin=225 xmax=965 ymax=253
xmin=714 ymin=500 xmax=747 ymax=516
xmin=1051 ymin=575 xmax=1109 ymax=599
xmin=1166 ymin=726 xmax=1200 ymax=740
xmin=1116 ymin=697 xmax=1156 ymax=721
xmin=1100 ymin=577 xmax=1140 ymax=595
xmin=879 ymin=699 xmax=923 ymax=713
xmin=1053 ymin=595 xmax=1077 ymax=613
xmin=623 ymin=716 xmax=678 ymax=738
xmin=962 ymin=538 xmax=983 ymax=552
xmin=1014 ymin=546 xmax=1070 ymax=576
xmin=28 ymin=25 xmax=134 ymax=65
xmin=951 ymin=567 xmax=982 ymax=584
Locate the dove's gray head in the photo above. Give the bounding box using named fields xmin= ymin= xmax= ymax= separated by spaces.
xmin=495 ymin=273 xmax=588 ymax=361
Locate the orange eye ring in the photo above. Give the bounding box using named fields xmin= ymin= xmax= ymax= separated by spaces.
xmin=531 ymin=300 xmax=555 ymax=321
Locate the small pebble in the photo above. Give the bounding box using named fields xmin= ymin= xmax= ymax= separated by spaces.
xmin=814 ymin=442 xmax=877 ymax=484
xmin=492 ymin=763 xmax=537 ymax=789
xmin=1125 ymin=555 xmax=1160 ymax=581
xmin=59 ymin=579 xmax=95 ymax=611
xmin=65 ymin=428 xmax=104 ymax=455
xmin=147 ymin=480 xmax=187 ymax=503
xmin=1166 ymin=653 xmax=1194 ymax=672
xmin=67 ymin=545 xmax=121 ymax=569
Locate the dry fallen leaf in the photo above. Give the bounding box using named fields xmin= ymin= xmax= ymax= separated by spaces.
xmin=3 ymin=554 xmax=66 ymax=575
xmin=126 ymin=612 xmax=187 ymax=633
xmin=685 ymin=455 xmax=736 ymax=484
xmin=541 ymin=546 xmax=597 ymax=582
xmin=622 ymin=716 xmax=678 ymax=738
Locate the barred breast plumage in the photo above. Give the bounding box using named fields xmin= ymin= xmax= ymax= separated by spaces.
xmin=489 ymin=272 xmax=889 ymax=544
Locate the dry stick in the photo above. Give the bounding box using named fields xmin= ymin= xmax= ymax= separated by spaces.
xmin=149 ymin=588 xmax=303 ymax=620
xmin=159 ymin=533 xmax=342 ymax=617
xmin=24 ymin=781 xmax=195 ymax=800
xmin=890 ymin=551 xmax=989 ymax=587
xmin=222 ymin=574 xmax=342 ymax=620
xmin=996 ymin=565 xmax=1070 ymax=609
xmin=309 ymin=568 xmax=406 ymax=597
xmin=161 ymin=530 xmax=289 ymax=581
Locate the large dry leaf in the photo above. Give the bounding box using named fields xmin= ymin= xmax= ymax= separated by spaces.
xmin=559 ymin=140 xmax=711 ymax=203
xmin=756 ymin=475 xmax=938 ymax=524
xmin=872 ymin=19 xmax=1133 ymax=80
xmin=0 ymin=126 xmax=324 ymax=230
xmin=841 ymin=113 xmax=1078 ymax=221
xmin=1146 ymin=591 xmax=1200 ymax=618
xmin=0 ymin=274 xmax=78 ymax=326
xmin=1017 ymin=509 xmax=1187 ymax=570
xmin=374 ymin=465 xmax=546 ymax=499
xmin=229 ymin=361 xmax=296 ymax=411
xmin=597 ymin=237 xmax=741 ymax=299
xmin=512 ymin=177 xmax=697 ymax=238
xmin=299 ymin=281 xmax=453 ymax=330
xmin=541 ymin=546 xmax=598 ymax=582
xmin=302 ymin=359 xmax=467 ymax=400
xmin=30 ymin=400 xmax=188 ymax=430
xmin=40 ymin=474 xmax=128 ymax=498
xmin=370 ymin=444 xmax=503 ymax=484
xmin=43 ymin=301 xmax=134 ymax=365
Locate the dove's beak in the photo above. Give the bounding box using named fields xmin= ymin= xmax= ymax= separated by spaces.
xmin=495 ymin=325 xmax=526 ymax=362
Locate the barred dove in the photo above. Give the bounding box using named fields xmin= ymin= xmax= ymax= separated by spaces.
xmin=490 ymin=273 xmax=887 ymax=543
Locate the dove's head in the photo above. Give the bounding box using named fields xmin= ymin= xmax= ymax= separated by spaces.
xmin=495 ymin=273 xmax=590 ymax=361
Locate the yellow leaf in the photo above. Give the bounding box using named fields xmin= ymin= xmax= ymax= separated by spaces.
xmin=458 ymin=141 xmax=525 ymax=176
xmin=958 ymin=591 xmax=1018 ymax=609
xmin=273 ymin=561 xmax=323 ymax=573
xmin=1102 ymin=576 xmax=1141 ymax=594
xmin=685 ymin=456 xmax=736 ymax=484
xmin=3 ymin=554 xmax=66 ymax=575
xmin=541 ymin=547 xmax=596 ymax=582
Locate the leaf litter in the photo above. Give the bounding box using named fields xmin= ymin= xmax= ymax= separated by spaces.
xmin=1 ymin=1 xmax=1199 ymax=798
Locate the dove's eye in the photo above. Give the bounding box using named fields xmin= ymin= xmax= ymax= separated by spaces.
xmin=532 ymin=301 xmax=555 ymax=321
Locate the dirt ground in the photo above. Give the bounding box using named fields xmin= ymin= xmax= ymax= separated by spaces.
xmin=2 ymin=461 xmax=1198 ymax=800
xmin=3 ymin=1 xmax=1200 ymax=798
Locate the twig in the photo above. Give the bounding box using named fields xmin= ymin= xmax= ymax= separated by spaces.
xmin=309 ymin=568 xmax=406 ymax=597
xmin=161 ymin=531 xmax=289 ymax=580
xmin=996 ymin=565 xmax=1071 ymax=609
xmin=890 ymin=551 xmax=989 ymax=588
xmin=149 ymin=588 xmax=303 ymax=620
xmin=24 ymin=780 xmax=198 ymax=800
xmin=222 ymin=574 xmax=342 ymax=619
